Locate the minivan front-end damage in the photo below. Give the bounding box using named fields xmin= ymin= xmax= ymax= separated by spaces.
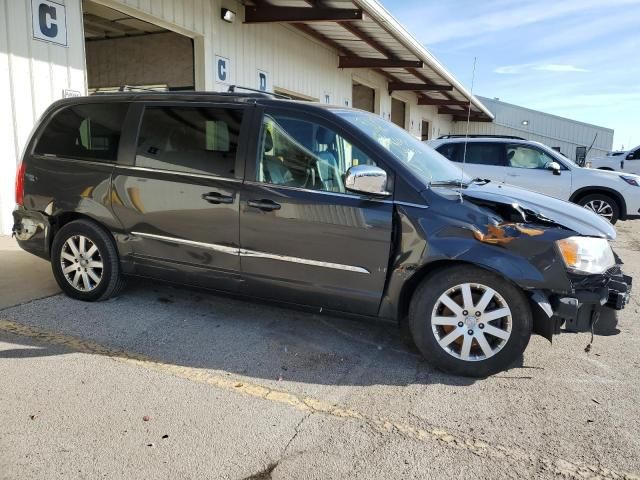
xmin=384 ymin=184 xmax=632 ymax=342
xmin=460 ymin=187 xmax=632 ymax=340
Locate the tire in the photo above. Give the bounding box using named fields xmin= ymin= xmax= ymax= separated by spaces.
xmin=576 ymin=193 xmax=619 ymax=224
xmin=408 ymin=265 xmax=532 ymax=377
xmin=51 ymin=219 xmax=126 ymax=301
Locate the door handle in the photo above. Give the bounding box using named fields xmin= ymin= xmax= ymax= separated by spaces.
xmin=248 ymin=199 xmax=281 ymax=211
xmin=202 ymin=192 xmax=234 ymax=204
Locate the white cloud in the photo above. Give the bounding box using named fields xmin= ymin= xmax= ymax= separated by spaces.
xmin=533 ymin=64 xmax=589 ymax=72
xmin=494 ymin=63 xmax=588 ymax=74
xmin=396 ymin=0 xmax=640 ymax=45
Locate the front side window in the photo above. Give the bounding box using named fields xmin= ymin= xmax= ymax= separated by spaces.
xmin=507 ymin=145 xmax=555 ymax=169
xmin=334 ymin=109 xmax=470 ymax=186
xmin=35 ymin=103 xmax=128 ymax=161
xmin=258 ymin=114 xmax=377 ymax=193
xmin=135 ymin=106 xmax=243 ymax=178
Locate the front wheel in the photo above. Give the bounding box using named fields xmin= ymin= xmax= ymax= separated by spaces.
xmin=577 ymin=193 xmax=619 ymax=224
xmin=51 ymin=219 xmax=126 ymax=301
xmin=409 ymin=265 xmax=532 ymax=377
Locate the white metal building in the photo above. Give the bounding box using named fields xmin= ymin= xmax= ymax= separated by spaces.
xmin=1 ymin=0 xmax=496 ymax=235
xmin=452 ymin=96 xmax=614 ymax=163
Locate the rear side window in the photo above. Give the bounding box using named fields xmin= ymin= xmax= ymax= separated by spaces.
xmin=436 ymin=143 xmax=460 ymax=162
xmin=35 ymin=103 xmax=128 ymax=162
xmin=135 ymin=106 xmax=243 ymax=178
xmin=463 ymin=143 xmax=506 ymax=166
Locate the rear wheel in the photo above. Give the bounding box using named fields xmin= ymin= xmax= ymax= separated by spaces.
xmin=577 ymin=193 xmax=619 ymax=224
xmin=409 ymin=266 xmax=532 ymax=377
xmin=51 ymin=219 xmax=126 ymax=301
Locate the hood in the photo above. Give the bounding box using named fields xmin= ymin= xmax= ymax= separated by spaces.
xmin=455 ymin=182 xmax=616 ymax=240
xmin=582 ymin=166 xmax=639 ymax=181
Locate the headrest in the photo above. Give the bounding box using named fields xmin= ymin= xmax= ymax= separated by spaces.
xmin=263 ymin=129 xmax=274 ymax=152
xmin=315 ymin=127 xmax=335 ymax=145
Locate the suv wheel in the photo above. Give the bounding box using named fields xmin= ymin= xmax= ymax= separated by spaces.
xmin=577 ymin=193 xmax=619 ymax=224
xmin=409 ymin=265 xmax=532 ymax=377
xmin=51 ymin=219 xmax=126 ymax=301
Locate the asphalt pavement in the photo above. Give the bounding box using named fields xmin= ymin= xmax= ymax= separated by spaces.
xmin=1 ymin=224 xmax=639 ymax=479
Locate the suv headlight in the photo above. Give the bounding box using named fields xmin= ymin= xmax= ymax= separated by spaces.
xmin=620 ymin=175 xmax=640 ymax=186
xmin=556 ymin=237 xmax=615 ymax=275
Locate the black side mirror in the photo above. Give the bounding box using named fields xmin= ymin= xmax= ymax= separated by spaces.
xmin=546 ymin=161 xmax=561 ymax=175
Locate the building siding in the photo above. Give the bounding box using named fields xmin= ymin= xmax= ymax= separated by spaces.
xmin=0 ymin=0 xmax=454 ymax=234
xmin=452 ymin=96 xmax=614 ymax=161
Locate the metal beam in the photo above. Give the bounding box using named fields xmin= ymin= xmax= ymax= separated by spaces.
xmin=388 ymin=82 xmax=453 ymax=92
xmin=418 ymin=98 xmax=470 ymax=106
xmin=244 ymin=6 xmax=363 ymax=23
xmin=452 ymin=116 xmax=493 ymax=122
xmin=339 ymin=57 xmax=423 ymax=69
xmin=438 ymin=107 xmax=469 ymax=115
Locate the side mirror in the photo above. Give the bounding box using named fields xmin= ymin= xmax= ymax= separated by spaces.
xmin=547 ymin=161 xmax=561 ymax=175
xmin=627 ymin=153 xmax=635 ymax=160
xmin=345 ymin=165 xmax=391 ymax=197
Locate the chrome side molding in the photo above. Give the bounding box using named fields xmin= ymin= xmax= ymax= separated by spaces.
xmin=131 ymin=232 xmax=370 ymax=274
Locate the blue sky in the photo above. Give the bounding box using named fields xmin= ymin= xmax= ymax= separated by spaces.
xmin=385 ymin=0 xmax=640 ymax=151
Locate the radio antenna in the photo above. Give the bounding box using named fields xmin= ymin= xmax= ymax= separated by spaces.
xmin=459 ymin=57 xmax=478 ymax=202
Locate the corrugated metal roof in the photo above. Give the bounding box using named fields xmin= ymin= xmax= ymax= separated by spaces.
xmin=243 ymin=0 xmax=493 ymax=120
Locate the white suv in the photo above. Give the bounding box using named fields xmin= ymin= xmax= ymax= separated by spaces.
xmin=589 ymin=145 xmax=640 ymax=174
xmin=428 ymin=136 xmax=640 ymax=224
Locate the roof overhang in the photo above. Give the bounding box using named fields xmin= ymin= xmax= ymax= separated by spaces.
xmin=243 ymin=0 xmax=494 ymax=121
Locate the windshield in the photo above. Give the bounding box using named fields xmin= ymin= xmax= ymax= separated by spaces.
xmin=334 ymin=109 xmax=471 ymax=186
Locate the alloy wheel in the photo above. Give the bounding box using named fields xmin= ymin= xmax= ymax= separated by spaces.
xmin=583 ymin=200 xmax=614 ymax=221
xmin=431 ymin=283 xmax=512 ymax=361
xmin=59 ymin=235 xmax=104 ymax=292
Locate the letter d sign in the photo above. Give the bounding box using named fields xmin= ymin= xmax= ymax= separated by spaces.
xmin=32 ymin=0 xmax=67 ymax=46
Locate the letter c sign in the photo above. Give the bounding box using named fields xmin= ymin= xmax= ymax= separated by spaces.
xmin=32 ymin=0 xmax=67 ymax=46
xmin=215 ymin=55 xmax=231 ymax=84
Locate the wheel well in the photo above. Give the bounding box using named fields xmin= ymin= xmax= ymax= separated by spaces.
xmin=397 ymin=260 xmax=479 ymax=322
xmin=569 ymin=188 xmax=626 ymax=218
xmin=50 ymin=212 xmax=112 ymax=249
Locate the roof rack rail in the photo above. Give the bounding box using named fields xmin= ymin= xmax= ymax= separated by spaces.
xmin=437 ymin=134 xmax=526 ymax=140
xmin=118 ymin=84 xmax=168 ymax=92
xmin=227 ymin=85 xmax=291 ymax=99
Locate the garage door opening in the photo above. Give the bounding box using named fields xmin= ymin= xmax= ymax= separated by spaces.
xmin=391 ymin=98 xmax=406 ymax=129
xmin=83 ymin=0 xmax=195 ymax=93
xmin=352 ymin=83 xmax=375 ymax=113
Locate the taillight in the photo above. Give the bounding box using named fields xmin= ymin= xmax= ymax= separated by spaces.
xmin=15 ymin=161 xmax=26 ymax=206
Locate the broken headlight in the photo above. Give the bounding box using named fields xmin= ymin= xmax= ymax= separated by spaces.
xmin=556 ymin=236 xmax=615 ymax=275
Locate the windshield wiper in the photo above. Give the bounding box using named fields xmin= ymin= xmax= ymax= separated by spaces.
xmin=430 ymin=179 xmax=467 ymax=187
xmin=430 ymin=178 xmax=490 ymax=188
xmin=470 ymin=177 xmax=491 ymax=185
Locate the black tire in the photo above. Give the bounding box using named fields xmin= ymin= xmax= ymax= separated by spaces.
xmin=51 ymin=219 xmax=126 ymax=301
xmin=576 ymin=193 xmax=619 ymax=224
xmin=408 ymin=265 xmax=532 ymax=377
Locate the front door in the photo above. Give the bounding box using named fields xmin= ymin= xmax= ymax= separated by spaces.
xmin=238 ymin=109 xmax=394 ymax=315
xmin=112 ymin=103 xmax=250 ymax=289
xmin=503 ymin=143 xmax=572 ymax=199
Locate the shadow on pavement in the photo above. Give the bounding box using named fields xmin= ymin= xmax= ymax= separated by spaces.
xmin=0 ymin=279 xmax=537 ymax=388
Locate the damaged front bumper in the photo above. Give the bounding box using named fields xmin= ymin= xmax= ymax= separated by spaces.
xmin=535 ymin=265 xmax=632 ymax=335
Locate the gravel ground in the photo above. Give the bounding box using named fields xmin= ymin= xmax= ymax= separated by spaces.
xmin=1 ymin=221 xmax=639 ymax=479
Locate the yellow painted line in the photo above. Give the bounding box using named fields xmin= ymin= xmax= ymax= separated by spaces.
xmin=0 ymin=318 xmax=637 ymax=480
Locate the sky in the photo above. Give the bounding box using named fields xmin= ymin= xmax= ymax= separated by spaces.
xmin=384 ymin=0 xmax=640 ymax=151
